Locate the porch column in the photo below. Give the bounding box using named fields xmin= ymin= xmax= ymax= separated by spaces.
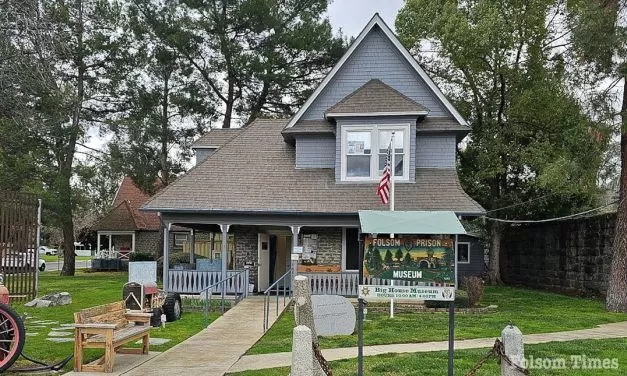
xmin=189 ymin=229 xmax=195 ymax=264
xmin=220 ymin=224 xmax=230 ymax=299
xmin=290 ymin=226 xmax=301 ymax=281
xmin=131 ymin=232 xmax=136 ymax=253
xmin=96 ymin=233 xmax=101 ymax=258
xmin=163 ymin=224 xmax=170 ymax=291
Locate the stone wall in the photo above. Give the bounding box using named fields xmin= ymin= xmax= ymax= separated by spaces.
xmin=135 ymin=231 xmax=161 ymax=255
xmin=304 ymin=227 xmax=342 ymax=266
xmin=501 ymin=213 xmax=615 ymax=297
xmin=232 ymin=225 xmax=259 ymax=285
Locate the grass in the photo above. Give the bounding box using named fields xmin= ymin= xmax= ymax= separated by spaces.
xmin=41 ymin=255 xmax=92 ymax=262
xmin=9 ymin=271 xmax=214 ymax=372
xmin=228 ymin=338 xmax=627 ymax=375
xmin=247 ymin=285 xmax=627 ymax=355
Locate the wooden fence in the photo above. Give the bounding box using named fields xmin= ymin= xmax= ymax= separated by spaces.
xmin=167 ymin=270 xmax=249 ymax=294
xmin=301 ymin=272 xmax=425 ymax=297
xmin=0 ymin=191 xmax=39 ymax=301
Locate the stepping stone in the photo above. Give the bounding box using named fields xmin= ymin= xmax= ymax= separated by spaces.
xmin=47 ymin=338 xmax=74 ymax=343
xmin=51 ymin=327 xmax=73 ymax=331
xmin=26 ymin=332 xmax=38 ymax=336
xmin=60 ymin=323 xmax=75 ymax=328
xmin=48 ymin=331 xmax=72 ymax=337
xmin=135 ymin=337 xmax=171 ymax=346
xmin=28 ymin=325 xmax=47 ymax=329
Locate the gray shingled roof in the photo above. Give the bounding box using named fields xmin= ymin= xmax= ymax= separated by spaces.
xmin=418 ymin=117 xmax=471 ymax=133
xmin=144 ymin=119 xmax=484 ymax=215
xmin=325 ymin=79 xmax=429 ymax=117
xmin=281 ymin=120 xmax=335 ymax=135
xmin=191 ymin=128 xmax=243 ymax=149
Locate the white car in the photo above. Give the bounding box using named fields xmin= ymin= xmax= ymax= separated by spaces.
xmin=38 ymin=246 xmax=58 ymax=256
xmin=1 ymin=250 xmax=45 ymax=272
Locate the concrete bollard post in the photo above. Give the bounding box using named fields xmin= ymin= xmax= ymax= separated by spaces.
xmin=501 ymin=324 xmax=525 ymax=376
xmin=291 ymin=325 xmax=314 ymax=376
xmin=293 ymin=275 xmax=318 ymax=344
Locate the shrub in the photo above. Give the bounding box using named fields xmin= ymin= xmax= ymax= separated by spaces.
xmin=462 ymin=276 xmax=485 ymax=307
xmin=129 ymin=252 xmax=155 ymax=262
xmin=425 ymin=290 xmax=469 ymax=309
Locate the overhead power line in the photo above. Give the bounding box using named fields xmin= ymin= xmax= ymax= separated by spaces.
xmin=484 ymin=200 xmax=620 ymax=224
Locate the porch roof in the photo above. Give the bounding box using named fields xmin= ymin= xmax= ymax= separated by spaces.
xmin=359 ymin=210 xmax=466 ymax=235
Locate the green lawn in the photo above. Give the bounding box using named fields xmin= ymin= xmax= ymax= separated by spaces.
xmin=248 ymin=286 xmax=627 ymax=355
xmin=41 ymin=255 xmax=92 ymax=262
xmin=229 ymin=338 xmax=627 ymax=375
xmin=10 ymin=271 xmax=213 ymax=372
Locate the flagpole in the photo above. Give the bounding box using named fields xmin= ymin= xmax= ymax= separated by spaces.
xmin=390 ymin=132 xmax=395 ymax=212
xmin=389 ymin=132 xmax=395 ymax=319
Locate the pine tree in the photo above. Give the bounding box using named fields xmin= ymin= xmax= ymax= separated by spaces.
xmin=394 ymin=248 xmax=404 ymax=263
xmin=403 ymin=252 xmax=413 ymax=267
xmin=384 ymin=249 xmax=394 ymax=266
xmin=133 ymin=0 xmax=346 ymax=128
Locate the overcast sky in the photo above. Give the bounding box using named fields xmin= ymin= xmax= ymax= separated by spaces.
xmin=327 ymin=0 xmax=404 ymax=37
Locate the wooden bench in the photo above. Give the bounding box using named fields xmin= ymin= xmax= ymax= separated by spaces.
xmin=74 ymin=301 xmax=152 ymax=373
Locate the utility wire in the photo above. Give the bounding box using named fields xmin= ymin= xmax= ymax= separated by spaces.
xmin=485 ymin=192 xmax=558 ymax=214
xmin=484 ymin=200 xmax=620 ymax=224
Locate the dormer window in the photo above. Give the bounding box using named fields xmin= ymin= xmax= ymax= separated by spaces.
xmin=341 ymin=124 xmax=410 ymax=181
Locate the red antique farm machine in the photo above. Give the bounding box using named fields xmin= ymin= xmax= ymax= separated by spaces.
xmin=0 ymin=276 xmax=25 ymax=372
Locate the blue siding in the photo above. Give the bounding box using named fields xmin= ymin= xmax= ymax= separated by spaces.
xmin=458 ymin=236 xmax=485 ymax=280
xmin=335 ymin=117 xmax=417 ymax=182
xmin=416 ymin=135 xmax=456 ymax=168
xmin=194 ymin=148 xmax=216 ymax=165
xmin=303 ymin=26 xmax=450 ymax=120
xmin=295 ymin=135 xmax=336 ymax=168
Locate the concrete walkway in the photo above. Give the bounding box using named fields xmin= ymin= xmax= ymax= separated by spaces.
xmin=78 ymin=296 xmax=287 ymax=376
xmin=228 ymin=321 xmax=627 ymax=373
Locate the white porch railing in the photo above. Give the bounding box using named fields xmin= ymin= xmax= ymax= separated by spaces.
xmin=301 ymin=272 xmax=423 ymax=297
xmin=168 ymin=270 xmax=248 ymax=294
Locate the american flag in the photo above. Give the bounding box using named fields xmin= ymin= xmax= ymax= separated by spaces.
xmin=377 ymin=143 xmax=391 ymax=204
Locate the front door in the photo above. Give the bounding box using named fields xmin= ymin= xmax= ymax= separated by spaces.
xmin=258 ymin=233 xmax=270 ymax=291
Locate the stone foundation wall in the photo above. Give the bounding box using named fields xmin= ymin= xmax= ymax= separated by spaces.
xmin=501 ymin=213 xmax=615 ymax=297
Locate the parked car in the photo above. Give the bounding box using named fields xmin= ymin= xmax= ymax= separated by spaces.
xmin=38 ymin=246 xmax=58 ymax=256
xmin=1 ymin=250 xmax=45 ymax=272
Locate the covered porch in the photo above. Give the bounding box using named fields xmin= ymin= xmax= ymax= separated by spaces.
xmin=160 ymin=211 xmax=361 ymax=295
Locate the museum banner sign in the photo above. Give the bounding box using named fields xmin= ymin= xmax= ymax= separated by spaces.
xmin=358 ymin=285 xmax=455 ymax=301
xmin=363 ymin=237 xmax=455 ymax=285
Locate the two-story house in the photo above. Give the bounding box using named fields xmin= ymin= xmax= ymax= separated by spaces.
xmin=143 ymin=14 xmax=485 ymax=294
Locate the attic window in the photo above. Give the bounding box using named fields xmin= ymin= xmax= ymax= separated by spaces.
xmin=341 ymin=124 xmax=410 ymax=181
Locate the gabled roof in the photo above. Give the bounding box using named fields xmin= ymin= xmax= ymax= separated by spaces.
xmin=326 ymin=79 xmax=429 ymax=118
xmin=95 ymin=177 xmax=161 ymax=231
xmin=285 ymin=13 xmax=468 ymax=129
xmin=417 ymin=117 xmax=471 ymax=133
xmin=191 ymin=128 xmax=243 ymax=149
xmin=143 ymin=119 xmax=484 ymax=215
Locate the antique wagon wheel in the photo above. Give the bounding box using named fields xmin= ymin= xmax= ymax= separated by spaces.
xmin=0 ymin=303 xmax=25 ymax=372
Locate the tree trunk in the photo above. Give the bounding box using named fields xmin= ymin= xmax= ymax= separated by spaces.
xmin=222 ymin=78 xmax=234 ymax=129
xmin=160 ymin=73 xmax=169 ymax=186
xmin=606 ymin=76 xmax=627 ymax=312
xmin=61 ymin=0 xmax=84 ymax=276
xmin=486 ymin=222 xmax=503 ymax=284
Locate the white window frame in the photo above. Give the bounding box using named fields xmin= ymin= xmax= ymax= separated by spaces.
xmin=340 ymin=124 xmax=411 ymax=182
xmin=173 ymin=232 xmax=189 ymax=247
xmin=457 ymin=242 xmax=471 ymax=264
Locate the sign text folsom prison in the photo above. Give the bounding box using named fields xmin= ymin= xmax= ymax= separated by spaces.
xmin=358 ymin=285 xmax=455 ymax=301
xmin=364 ymin=236 xmax=455 ymax=285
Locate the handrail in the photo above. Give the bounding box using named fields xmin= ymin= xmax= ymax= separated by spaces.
xmin=263 ymin=269 xmax=293 ymax=332
xmin=201 ymin=269 xmax=249 ymax=327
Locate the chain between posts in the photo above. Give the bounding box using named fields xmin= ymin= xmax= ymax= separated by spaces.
xmin=464 ymin=339 xmax=529 ymax=376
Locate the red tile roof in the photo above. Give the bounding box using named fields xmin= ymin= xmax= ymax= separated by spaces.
xmin=95 ymin=177 xmax=161 ymax=231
